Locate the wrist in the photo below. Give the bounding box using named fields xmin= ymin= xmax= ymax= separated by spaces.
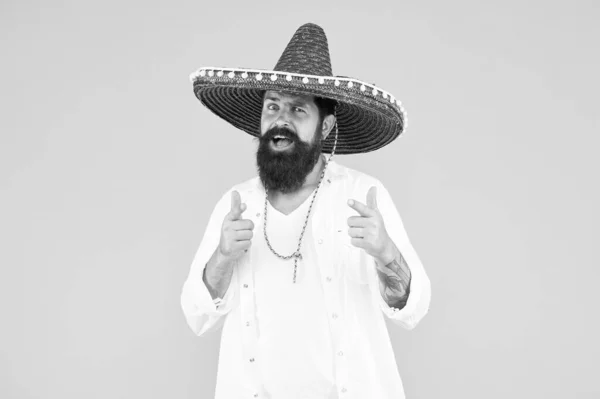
xmin=216 ymin=246 xmax=237 ymax=266
xmin=375 ymin=239 xmax=397 ymax=266
xmin=204 ymin=247 xmax=236 ymax=298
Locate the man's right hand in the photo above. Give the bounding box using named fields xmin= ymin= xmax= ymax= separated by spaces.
xmin=218 ymin=190 xmax=254 ymax=259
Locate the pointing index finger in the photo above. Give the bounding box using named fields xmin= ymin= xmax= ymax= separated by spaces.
xmin=231 ymin=190 xmax=241 ymax=212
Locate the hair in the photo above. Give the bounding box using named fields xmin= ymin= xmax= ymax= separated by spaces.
xmin=314 ymin=96 xmax=338 ymax=120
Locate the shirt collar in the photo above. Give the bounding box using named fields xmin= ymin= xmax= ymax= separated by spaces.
xmin=324 ymin=158 xmax=346 ymax=180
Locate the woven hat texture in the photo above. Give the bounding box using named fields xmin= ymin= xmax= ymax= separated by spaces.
xmin=190 ymin=23 xmax=407 ymax=154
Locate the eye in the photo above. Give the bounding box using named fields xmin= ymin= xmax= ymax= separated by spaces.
xmin=266 ymin=103 xmax=279 ymax=111
xmin=293 ymin=106 xmax=306 ymax=113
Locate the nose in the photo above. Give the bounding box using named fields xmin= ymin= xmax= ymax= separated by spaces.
xmin=273 ymin=105 xmax=295 ymax=126
xmin=274 ymin=116 xmax=290 ymax=128
xmin=272 ymin=117 xmax=292 ymax=132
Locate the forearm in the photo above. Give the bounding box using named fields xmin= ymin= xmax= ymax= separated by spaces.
xmin=374 ymin=243 xmax=411 ymax=309
xmin=203 ymin=247 xmax=236 ymax=300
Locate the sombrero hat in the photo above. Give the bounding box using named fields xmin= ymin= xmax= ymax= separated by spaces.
xmin=189 ymin=23 xmax=407 ymax=154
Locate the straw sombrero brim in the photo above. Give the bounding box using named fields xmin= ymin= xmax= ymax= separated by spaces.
xmin=191 ymin=68 xmax=407 ymax=154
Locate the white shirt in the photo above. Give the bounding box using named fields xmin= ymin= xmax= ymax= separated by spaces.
xmin=181 ymin=160 xmax=431 ymax=399
xmin=255 ymin=199 xmax=336 ymax=398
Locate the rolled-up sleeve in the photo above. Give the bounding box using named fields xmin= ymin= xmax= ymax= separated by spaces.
xmin=181 ymin=191 xmax=239 ymax=336
xmin=368 ymin=182 xmax=431 ymax=330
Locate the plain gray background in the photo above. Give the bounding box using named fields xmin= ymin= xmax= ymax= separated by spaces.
xmin=1 ymin=0 xmax=598 ymax=398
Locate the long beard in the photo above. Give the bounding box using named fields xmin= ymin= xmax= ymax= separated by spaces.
xmin=256 ymin=126 xmax=323 ymax=194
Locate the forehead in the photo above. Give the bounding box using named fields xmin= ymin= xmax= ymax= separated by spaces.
xmin=263 ymin=90 xmax=316 ymax=106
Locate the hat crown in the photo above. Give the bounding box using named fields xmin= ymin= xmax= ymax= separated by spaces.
xmin=274 ymin=23 xmax=333 ymax=76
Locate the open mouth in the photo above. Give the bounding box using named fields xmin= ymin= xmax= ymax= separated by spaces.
xmin=270 ymin=135 xmax=295 ymax=151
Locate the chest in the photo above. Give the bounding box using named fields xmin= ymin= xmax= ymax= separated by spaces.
xmin=269 ymin=187 xmax=316 ymax=215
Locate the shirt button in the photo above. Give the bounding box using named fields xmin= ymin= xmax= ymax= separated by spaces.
xmin=318 ymin=239 xmax=323 ymax=244
xmin=256 ymin=213 xmax=260 ymax=217
xmin=254 ymin=394 xmax=259 ymax=398
xmin=341 ymin=387 xmax=347 ymax=394
xmin=249 ymin=358 xmax=255 ymax=362
xmin=338 ymin=351 xmax=344 ymax=357
xmin=326 ymin=276 xmax=332 ymax=282
xmin=243 ymin=284 xmax=249 ymax=288
xmin=332 ymin=313 xmax=338 ymax=319
xmin=246 ymin=321 xmax=251 ymax=326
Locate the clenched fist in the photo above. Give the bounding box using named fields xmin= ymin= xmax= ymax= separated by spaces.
xmin=219 ymin=190 xmax=254 ymax=259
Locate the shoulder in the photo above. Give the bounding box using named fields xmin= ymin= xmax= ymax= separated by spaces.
xmin=231 ymin=176 xmax=261 ymax=194
xmin=329 ymin=161 xmax=384 ymax=190
xmin=213 ymin=176 xmax=262 ymax=206
xmin=329 ymin=161 xmax=401 ymax=217
xmin=206 ymin=176 xmax=262 ymax=220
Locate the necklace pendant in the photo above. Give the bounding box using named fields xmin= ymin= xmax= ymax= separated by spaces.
xmin=293 ymin=251 xmax=302 ymax=260
xmin=293 ymin=257 xmax=299 ymax=284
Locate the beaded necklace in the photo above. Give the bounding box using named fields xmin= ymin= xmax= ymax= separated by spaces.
xmin=262 ymin=121 xmax=338 ymax=283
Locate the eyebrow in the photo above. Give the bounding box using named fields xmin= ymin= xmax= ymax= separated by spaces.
xmin=264 ymin=95 xmax=310 ymax=108
xmin=290 ymin=99 xmax=309 ymax=108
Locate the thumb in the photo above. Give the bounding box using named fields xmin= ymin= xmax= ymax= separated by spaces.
xmin=367 ymin=186 xmax=378 ymax=210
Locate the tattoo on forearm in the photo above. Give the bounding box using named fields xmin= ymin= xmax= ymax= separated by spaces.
xmin=376 ymin=254 xmax=411 ymax=309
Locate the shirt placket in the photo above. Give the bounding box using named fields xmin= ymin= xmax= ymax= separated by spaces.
xmin=239 ymin=194 xmax=266 ymax=398
xmin=313 ymin=179 xmax=351 ymax=397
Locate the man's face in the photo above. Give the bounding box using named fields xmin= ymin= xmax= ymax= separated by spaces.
xmin=256 ymin=91 xmax=325 ymax=193
xmin=260 ymin=90 xmax=323 ymax=147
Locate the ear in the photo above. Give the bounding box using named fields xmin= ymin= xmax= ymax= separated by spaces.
xmin=321 ymin=114 xmax=337 ymax=140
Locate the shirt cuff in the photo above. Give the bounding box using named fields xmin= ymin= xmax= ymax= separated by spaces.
xmin=182 ymin=270 xmax=236 ymax=317
xmin=369 ymin=259 xmax=423 ymax=330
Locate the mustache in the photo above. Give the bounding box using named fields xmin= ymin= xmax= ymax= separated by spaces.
xmin=260 ymin=126 xmax=300 ymax=143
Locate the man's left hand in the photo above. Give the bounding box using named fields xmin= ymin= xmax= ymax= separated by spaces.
xmin=347 ymin=186 xmax=395 ymax=265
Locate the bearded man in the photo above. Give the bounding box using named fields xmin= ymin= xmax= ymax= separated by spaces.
xmin=181 ymin=23 xmax=431 ymax=399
